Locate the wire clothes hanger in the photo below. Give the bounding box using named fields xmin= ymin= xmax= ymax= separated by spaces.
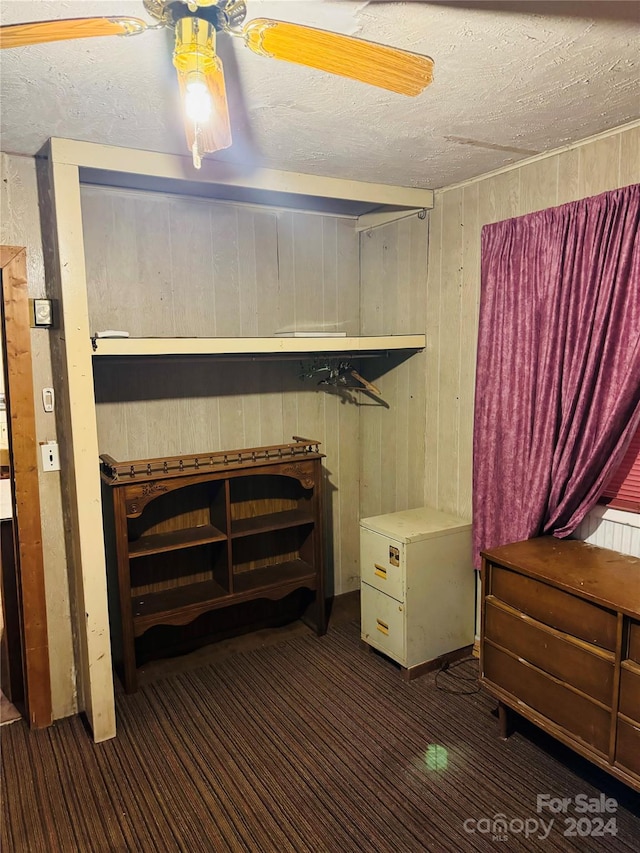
xmin=300 ymin=360 xmax=382 ymax=397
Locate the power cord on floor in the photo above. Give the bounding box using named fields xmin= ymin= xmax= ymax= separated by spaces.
xmin=434 ymin=656 xmax=480 ymax=694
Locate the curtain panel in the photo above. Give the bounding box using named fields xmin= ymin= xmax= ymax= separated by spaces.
xmin=473 ymin=183 xmax=640 ymax=568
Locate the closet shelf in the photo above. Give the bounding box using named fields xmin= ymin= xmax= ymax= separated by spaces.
xmin=90 ymin=335 xmax=426 ymax=358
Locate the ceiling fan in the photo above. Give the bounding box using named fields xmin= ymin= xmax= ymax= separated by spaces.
xmin=0 ymin=0 xmax=435 ymax=169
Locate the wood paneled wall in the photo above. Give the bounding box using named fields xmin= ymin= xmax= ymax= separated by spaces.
xmin=425 ymin=123 xmax=640 ymax=521
xmin=359 ymin=217 xmax=429 ymax=520
xmin=81 ymin=187 xmax=364 ymax=594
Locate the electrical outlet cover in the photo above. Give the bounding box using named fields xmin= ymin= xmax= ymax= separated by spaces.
xmin=40 ymin=441 xmax=60 ymax=472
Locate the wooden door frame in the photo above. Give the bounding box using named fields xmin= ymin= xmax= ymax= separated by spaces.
xmin=1 ymin=245 xmax=52 ymax=728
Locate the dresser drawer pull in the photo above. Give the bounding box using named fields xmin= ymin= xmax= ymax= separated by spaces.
xmin=374 ymin=564 xmax=388 ymax=579
xmin=376 ymin=619 xmax=389 ymax=635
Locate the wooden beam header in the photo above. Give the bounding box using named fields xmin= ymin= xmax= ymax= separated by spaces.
xmin=46 ymin=138 xmax=434 ymax=213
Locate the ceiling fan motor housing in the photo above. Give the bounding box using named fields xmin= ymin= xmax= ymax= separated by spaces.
xmin=160 ymin=1 xmax=247 ymax=31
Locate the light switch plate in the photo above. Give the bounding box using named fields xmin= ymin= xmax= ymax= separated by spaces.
xmin=30 ymin=298 xmax=55 ymax=327
xmin=42 ymin=387 xmax=55 ymax=412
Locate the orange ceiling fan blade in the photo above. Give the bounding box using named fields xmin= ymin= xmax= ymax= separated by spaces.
xmin=242 ymin=18 xmax=434 ymax=96
xmin=0 ymin=17 xmax=150 ymax=49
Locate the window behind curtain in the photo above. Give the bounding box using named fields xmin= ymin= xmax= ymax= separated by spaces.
xmin=600 ymin=426 xmax=640 ymax=513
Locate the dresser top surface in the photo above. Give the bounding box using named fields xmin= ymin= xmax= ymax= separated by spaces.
xmin=360 ymin=507 xmax=471 ymax=543
xmin=482 ymin=536 xmax=640 ymax=617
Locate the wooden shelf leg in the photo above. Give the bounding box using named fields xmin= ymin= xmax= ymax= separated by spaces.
xmin=121 ymin=646 xmax=138 ymax=695
xmin=316 ymin=593 xmax=327 ymax=636
xmin=113 ymin=489 xmax=138 ymax=694
xmin=498 ymin=701 xmax=513 ymax=739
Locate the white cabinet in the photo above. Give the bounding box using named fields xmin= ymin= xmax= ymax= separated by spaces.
xmin=360 ymin=507 xmax=475 ymax=678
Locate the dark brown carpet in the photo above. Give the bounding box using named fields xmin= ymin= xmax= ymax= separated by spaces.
xmin=2 ymin=620 xmax=639 ymax=852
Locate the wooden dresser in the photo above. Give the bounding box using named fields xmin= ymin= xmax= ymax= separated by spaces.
xmin=480 ymin=536 xmax=640 ymax=792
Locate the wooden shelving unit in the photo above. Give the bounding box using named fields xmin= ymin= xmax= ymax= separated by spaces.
xmin=101 ymin=439 xmax=326 ymax=693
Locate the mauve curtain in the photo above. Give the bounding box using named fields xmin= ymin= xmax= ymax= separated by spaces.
xmin=473 ymin=183 xmax=640 ymax=568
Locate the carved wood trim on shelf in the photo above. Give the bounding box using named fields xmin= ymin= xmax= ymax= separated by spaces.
xmin=281 ymin=463 xmax=315 ymax=489
xmin=100 ymin=437 xmax=323 ymax=484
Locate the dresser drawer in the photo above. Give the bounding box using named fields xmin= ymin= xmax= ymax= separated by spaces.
xmin=360 ymin=529 xmax=404 ymax=602
xmin=360 ymin=582 xmax=406 ymax=664
xmin=619 ymin=662 xmax=640 ymax=725
xmin=489 ymin=565 xmax=617 ymax=651
xmin=483 ymin=644 xmax=610 ymax=754
xmin=615 ymin=718 xmax=640 ymax=777
xmin=484 ymin=599 xmax=614 ymax=706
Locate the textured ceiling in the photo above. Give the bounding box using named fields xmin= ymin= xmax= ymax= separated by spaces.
xmin=0 ymin=0 xmax=638 ymax=189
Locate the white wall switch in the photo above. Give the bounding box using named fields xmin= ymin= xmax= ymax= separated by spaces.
xmin=30 ymin=298 xmax=54 ymax=327
xmin=42 ymin=387 xmax=55 ymax=412
xmin=40 ymin=441 xmax=60 ymax=472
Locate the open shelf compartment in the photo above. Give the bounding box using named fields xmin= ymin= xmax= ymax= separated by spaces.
xmin=132 ymin=559 xmax=316 ymax=636
xmin=231 ymin=509 xmax=315 ymax=539
xmin=129 ymin=524 xmax=227 ymax=557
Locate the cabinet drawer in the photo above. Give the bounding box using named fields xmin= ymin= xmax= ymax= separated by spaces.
xmin=490 ymin=565 xmax=617 ymax=651
xmin=629 ymin=620 xmax=640 ymax=664
xmin=619 ymin=662 xmax=640 ymax=725
xmin=483 ymin=644 xmax=610 ymax=754
xmin=360 ymin=529 xmax=404 ymax=602
xmin=360 ymin=582 xmax=406 ymax=664
xmin=484 ymin=600 xmax=614 ymax=706
xmin=615 ymin=718 xmax=640 ymax=777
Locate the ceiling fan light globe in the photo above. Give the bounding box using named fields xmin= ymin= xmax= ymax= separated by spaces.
xmin=185 ymin=75 xmax=213 ymax=123
xmin=172 ymin=16 xmax=232 ymax=164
